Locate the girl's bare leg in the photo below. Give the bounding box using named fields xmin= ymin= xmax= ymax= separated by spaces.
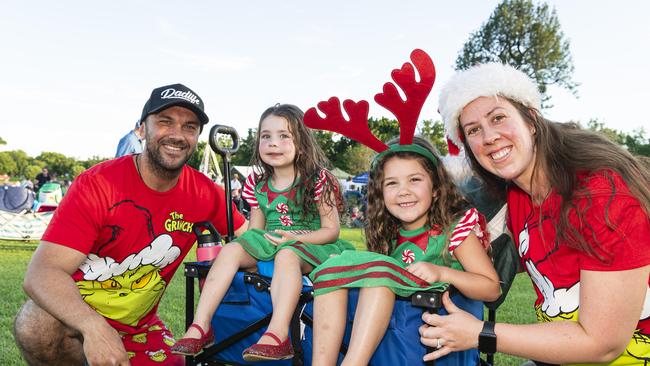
xmin=342 ymin=287 xmax=395 ymax=366
xmin=312 ymin=288 xmax=348 ymax=366
xmin=255 ymin=248 xmax=312 ymax=344
xmin=182 ymin=242 xmax=258 ymax=339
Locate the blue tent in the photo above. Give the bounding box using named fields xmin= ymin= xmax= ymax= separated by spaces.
xmin=352 ymin=172 xmax=369 ymax=184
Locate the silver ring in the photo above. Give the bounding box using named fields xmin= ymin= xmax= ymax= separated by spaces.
xmin=436 ymin=338 xmax=442 ymax=348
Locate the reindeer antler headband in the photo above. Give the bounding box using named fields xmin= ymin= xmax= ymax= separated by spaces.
xmin=304 ymin=49 xmax=437 ymax=169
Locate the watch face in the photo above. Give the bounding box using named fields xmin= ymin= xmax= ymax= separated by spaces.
xmin=479 ymin=332 xmax=497 ymax=354
xmin=479 ymin=321 xmax=497 ymax=354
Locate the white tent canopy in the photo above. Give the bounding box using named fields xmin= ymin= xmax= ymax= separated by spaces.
xmin=231 ymin=165 xmax=265 ymax=180
xmin=331 ymin=167 xmax=352 ymax=180
xmin=199 ymin=143 xmax=222 ymax=181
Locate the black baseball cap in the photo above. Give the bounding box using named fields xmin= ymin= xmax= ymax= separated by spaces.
xmin=140 ymin=83 xmax=209 ymax=125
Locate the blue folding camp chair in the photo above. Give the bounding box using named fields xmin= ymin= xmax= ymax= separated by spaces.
xmin=183 ymin=260 xmax=313 ymax=366
xmin=184 ymin=259 xmax=459 ymax=366
xmin=300 ymin=287 xmax=482 ymax=366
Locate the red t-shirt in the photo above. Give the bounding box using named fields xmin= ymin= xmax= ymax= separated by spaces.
xmin=42 ymin=156 xmax=245 ymax=333
xmin=507 ymin=170 xmax=650 ymax=364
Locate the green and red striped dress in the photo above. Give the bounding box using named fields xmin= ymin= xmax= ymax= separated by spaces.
xmin=310 ymin=208 xmax=488 ymax=297
xmin=234 ymin=169 xmax=354 ymax=267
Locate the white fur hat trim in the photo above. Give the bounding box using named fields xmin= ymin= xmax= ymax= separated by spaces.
xmin=438 ymin=63 xmax=541 ymax=148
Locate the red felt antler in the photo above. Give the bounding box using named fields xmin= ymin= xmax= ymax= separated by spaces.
xmin=374 ymin=49 xmax=436 ymax=145
xmin=304 ymin=97 xmax=388 ymax=153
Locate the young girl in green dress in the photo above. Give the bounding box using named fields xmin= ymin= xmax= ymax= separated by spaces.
xmin=310 ymin=137 xmax=500 ymax=365
xmin=172 ymin=103 xmax=353 ymax=361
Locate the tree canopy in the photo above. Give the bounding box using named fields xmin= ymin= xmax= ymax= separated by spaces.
xmin=456 ymin=0 xmax=577 ymax=106
xmin=587 ymin=120 xmax=650 ymax=157
xmin=3 ymin=113 xmax=646 ymax=184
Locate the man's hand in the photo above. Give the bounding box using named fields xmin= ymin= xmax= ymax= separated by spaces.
xmin=81 ymin=320 xmax=131 ymax=366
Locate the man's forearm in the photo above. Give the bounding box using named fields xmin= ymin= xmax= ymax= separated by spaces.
xmin=24 ymin=266 xmax=107 ymax=334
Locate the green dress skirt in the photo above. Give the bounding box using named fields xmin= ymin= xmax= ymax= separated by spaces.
xmin=235 ymin=172 xmax=354 ymax=267
xmin=310 ymin=226 xmax=460 ymax=297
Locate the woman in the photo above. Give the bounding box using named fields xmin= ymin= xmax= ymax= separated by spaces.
xmin=421 ymin=63 xmax=650 ymax=365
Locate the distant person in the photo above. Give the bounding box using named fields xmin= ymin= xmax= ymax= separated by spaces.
xmin=349 ymin=206 xmax=364 ymax=228
xmin=34 ymin=167 xmax=51 ymax=192
xmin=115 ymin=119 xmax=145 ymax=157
xmin=230 ymin=172 xmax=244 ymax=212
xmin=21 ymin=179 xmax=35 ymax=192
xmin=14 ymin=83 xmax=247 ymax=366
xmin=213 ymin=172 xmax=223 ymax=185
xmin=61 ymin=179 xmax=71 ymax=195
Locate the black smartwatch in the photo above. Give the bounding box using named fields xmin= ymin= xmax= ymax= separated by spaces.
xmin=478 ymin=321 xmax=497 ymax=354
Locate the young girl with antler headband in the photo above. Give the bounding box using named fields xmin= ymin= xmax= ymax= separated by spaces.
xmin=171 ymin=104 xmax=354 ymax=361
xmin=304 ymin=50 xmax=500 ymax=365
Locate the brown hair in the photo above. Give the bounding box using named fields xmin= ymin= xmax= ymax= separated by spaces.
xmin=461 ymin=97 xmax=650 ymax=259
xmin=251 ymin=104 xmax=343 ymax=221
xmin=365 ymin=136 xmax=469 ymax=259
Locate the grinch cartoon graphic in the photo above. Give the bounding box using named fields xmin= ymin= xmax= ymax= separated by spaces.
xmin=518 ymin=212 xmax=650 ymax=362
xmin=77 ymin=234 xmax=180 ymax=326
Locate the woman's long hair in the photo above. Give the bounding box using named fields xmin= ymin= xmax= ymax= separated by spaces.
xmin=365 ymin=136 xmax=469 ymax=259
xmin=462 ymin=97 xmax=650 ymax=259
xmin=250 ymin=104 xmax=343 ymax=221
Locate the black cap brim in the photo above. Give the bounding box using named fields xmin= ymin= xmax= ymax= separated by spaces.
xmin=142 ymin=100 xmax=209 ymax=125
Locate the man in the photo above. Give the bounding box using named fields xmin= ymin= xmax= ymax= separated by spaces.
xmin=115 ymin=119 xmax=145 ymax=157
xmin=34 ymin=167 xmax=51 ymax=192
xmin=14 ymin=83 xmax=247 ymax=366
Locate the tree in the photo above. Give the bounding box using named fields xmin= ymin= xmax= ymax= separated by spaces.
xmin=586 ymin=119 xmax=624 ymax=145
xmin=368 ymin=117 xmax=400 ymax=142
xmin=36 ymin=152 xmax=76 ymax=178
xmin=81 ymin=155 xmax=109 ymax=170
xmin=187 ymin=141 xmax=207 ymax=170
xmin=25 ymin=165 xmax=42 ymax=181
xmin=418 ymin=120 xmax=448 ymax=155
xmin=71 ymin=164 xmax=86 ymax=179
xmin=0 ymin=152 xmax=17 ymax=175
xmin=1 ymin=150 xmax=33 ymax=178
xmin=231 ymin=128 xmax=256 ymax=166
xmin=625 ymin=129 xmax=650 ymax=157
xmin=344 ymin=144 xmax=374 ymax=175
xmin=313 ymin=130 xmax=357 ymax=172
xmin=456 ymin=0 xmax=577 ymax=106
xmin=587 ymin=119 xmax=650 ymax=157
xmin=0 ymin=136 xmax=6 ymax=145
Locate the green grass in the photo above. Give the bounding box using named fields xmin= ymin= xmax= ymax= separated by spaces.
xmin=0 ymin=241 xmax=37 ymax=366
xmin=0 ymin=230 xmax=537 ymax=365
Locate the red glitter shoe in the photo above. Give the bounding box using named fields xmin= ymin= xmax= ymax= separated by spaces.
xmin=170 ymin=323 xmax=215 ymax=356
xmin=241 ymin=332 xmax=294 ymax=361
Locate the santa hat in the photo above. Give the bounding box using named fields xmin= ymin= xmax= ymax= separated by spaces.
xmin=438 ymin=63 xmax=541 ymax=154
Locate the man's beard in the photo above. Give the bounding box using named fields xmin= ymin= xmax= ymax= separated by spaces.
xmin=145 ymin=139 xmax=195 ymax=180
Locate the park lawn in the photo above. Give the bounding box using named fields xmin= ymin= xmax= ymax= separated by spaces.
xmin=1 ymin=229 xmax=536 ymax=365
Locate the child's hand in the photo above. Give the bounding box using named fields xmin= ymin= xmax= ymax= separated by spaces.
xmin=406 ymin=262 xmax=447 ymax=284
xmin=263 ymin=230 xmax=297 ymax=246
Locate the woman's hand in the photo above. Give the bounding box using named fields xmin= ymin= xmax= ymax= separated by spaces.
xmin=406 ymin=262 xmax=447 ymax=283
xmin=264 ymin=229 xmax=297 ymax=246
xmin=419 ymin=292 xmax=484 ymax=361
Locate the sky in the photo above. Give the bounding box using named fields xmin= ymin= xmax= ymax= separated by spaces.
xmin=1 ymin=1 xmax=649 ymax=160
